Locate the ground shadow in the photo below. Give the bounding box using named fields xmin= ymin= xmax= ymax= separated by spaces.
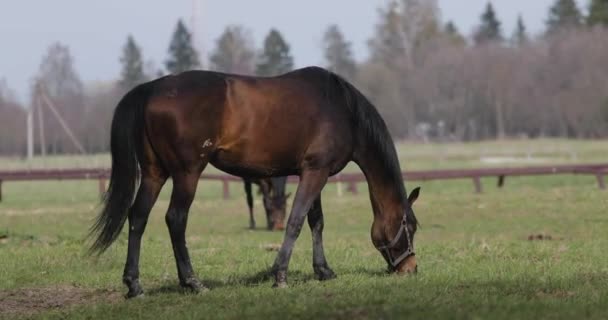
xmin=144 ymin=268 xmax=314 ymax=296
xmin=239 ymin=226 xmax=282 ymax=233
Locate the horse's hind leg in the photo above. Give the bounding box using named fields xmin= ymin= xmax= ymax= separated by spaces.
xmin=244 ymin=180 xmax=255 ymax=229
xmin=123 ymin=169 xmax=167 ymax=298
xmin=308 ymin=196 xmax=336 ymax=281
xmin=259 ymin=180 xmax=274 ymax=230
xmin=165 ymin=172 xmax=206 ymax=292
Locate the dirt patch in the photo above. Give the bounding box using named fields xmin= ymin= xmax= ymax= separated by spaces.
xmin=0 ymin=233 xmax=8 ymax=245
xmin=535 ymin=289 xmax=576 ymax=299
xmin=0 ymin=285 xmax=122 ymax=316
xmin=261 ymin=243 xmax=281 ymax=251
xmin=527 ymin=233 xmax=553 ymax=241
xmin=2 ymin=207 xmax=84 ymax=216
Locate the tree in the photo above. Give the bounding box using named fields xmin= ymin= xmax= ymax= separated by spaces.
xmin=369 ymin=0 xmax=441 ymax=68
xmin=209 ymin=25 xmax=256 ymax=74
xmin=546 ymin=0 xmax=582 ymax=33
xmin=165 ymin=19 xmax=200 ymax=74
xmin=474 ymin=2 xmax=503 ymax=45
xmin=0 ymin=80 xmax=26 ymax=155
xmin=444 ymin=21 xmax=466 ymax=46
xmin=119 ymin=35 xmax=147 ymax=90
xmin=256 ymin=29 xmax=294 ymax=76
xmin=322 ymin=24 xmax=357 ymax=79
xmin=512 ymin=14 xmax=528 ymax=46
xmin=588 ymin=0 xmax=608 ymax=27
xmin=365 ymin=0 xmax=442 ymax=138
xmin=38 ymin=43 xmax=83 ymax=100
xmin=36 ymin=42 xmax=85 ymax=154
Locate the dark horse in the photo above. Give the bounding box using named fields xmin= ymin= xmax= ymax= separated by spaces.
xmin=89 ymin=66 xmax=421 ymax=298
xmin=243 ymin=177 xmax=290 ymax=230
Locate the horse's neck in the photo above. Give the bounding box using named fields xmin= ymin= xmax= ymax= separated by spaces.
xmin=355 ymin=152 xmax=405 ymax=220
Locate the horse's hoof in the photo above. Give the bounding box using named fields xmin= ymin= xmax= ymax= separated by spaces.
xmin=125 ymin=288 xmax=144 ymax=299
xmin=123 ymin=277 xmax=144 ymax=299
xmin=314 ymin=265 xmax=337 ymax=281
xmin=271 ymin=269 xmax=288 ymax=288
xmin=181 ymin=277 xmax=208 ymax=294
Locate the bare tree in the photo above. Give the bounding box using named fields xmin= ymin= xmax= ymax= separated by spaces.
xmin=35 ymin=42 xmax=85 ymax=154
xmin=0 ymin=80 xmax=26 ymax=155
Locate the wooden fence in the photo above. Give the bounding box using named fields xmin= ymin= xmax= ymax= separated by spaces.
xmin=0 ymin=163 xmax=606 ymax=202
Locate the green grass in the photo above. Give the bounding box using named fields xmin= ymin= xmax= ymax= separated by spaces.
xmin=1 ymin=140 xmax=608 ymax=319
xmin=2 ymin=138 xmax=607 ymax=171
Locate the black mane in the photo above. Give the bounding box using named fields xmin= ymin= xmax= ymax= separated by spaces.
xmin=319 ymin=68 xmax=417 ymax=224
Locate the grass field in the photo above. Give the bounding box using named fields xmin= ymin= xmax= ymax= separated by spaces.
xmin=1 ymin=139 xmax=607 ymax=319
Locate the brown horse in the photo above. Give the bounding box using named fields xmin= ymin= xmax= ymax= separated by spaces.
xmin=243 ymin=177 xmax=290 ymax=230
xmin=89 ymin=66 xmax=421 ymax=298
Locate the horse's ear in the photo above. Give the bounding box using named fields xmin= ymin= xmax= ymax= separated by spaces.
xmin=408 ymin=187 xmax=421 ymax=205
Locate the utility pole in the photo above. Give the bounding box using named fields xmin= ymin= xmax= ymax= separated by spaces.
xmin=39 ymin=88 xmax=86 ymax=154
xmin=191 ymin=0 xmax=205 ymax=68
xmin=36 ymin=83 xmax=47 ymax=157
xmin=26 ymin=106 xmax=33 ymax=160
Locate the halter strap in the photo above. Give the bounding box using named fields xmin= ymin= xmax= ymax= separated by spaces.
xmin=377 ymin=214 xmax=415 ymax=268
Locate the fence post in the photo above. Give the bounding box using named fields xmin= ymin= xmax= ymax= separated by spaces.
xmin=223 ymin=180 xmax=230 ymax=199
xmin=473 ymin=177 xmax=482 ymax=194
xmin=0 ymin=180 xmax=3 ymax=202
xmin=597 ymin=174 xmax=606 ymax=190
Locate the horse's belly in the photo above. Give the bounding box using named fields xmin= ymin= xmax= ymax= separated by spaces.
xmin=210 ymin=146 xmax=299 ymax=178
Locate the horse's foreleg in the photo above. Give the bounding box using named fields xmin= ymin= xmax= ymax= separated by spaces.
xmin=123 ymin=174 xmax=167 ymax=298
xmin=165 ymin=172 xmax=206 ymax=293
xmin=271 ymin=169 xmax=328 ymax=288
xmin=307 ymin=196 xmax=336 ymax=281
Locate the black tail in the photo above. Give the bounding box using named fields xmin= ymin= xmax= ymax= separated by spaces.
xmin=88 ymin=82 xmax=153 ymax=254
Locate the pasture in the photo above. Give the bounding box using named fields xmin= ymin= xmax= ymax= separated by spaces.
xmin=1 ymin=139 xmax=607 ymax=319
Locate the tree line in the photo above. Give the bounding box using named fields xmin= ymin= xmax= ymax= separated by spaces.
xmin=1 ymin=0 xmax=608 ymax=155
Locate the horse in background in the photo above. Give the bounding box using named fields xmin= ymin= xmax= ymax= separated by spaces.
xmin=243 ymin=177 xmax=290 ymax=230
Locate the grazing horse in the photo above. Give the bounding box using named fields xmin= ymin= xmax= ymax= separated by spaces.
xmin=89 ymin=66 xmax=421 ymax=298
xmin=243 ymin=177 xmax=290 ymax=230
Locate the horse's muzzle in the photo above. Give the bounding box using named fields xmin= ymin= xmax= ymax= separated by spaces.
xmin=395 ymin=255 xmax=417 ymax=274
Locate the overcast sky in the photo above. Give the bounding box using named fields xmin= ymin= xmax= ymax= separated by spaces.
xmin=0 ymin=0 xmax=587 ymax=103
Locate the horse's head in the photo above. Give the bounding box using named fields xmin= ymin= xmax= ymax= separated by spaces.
xmin=264 ymin=192 xmax=291 ymax=230
xmin=372 ymin=187 xmax=420 ymax=274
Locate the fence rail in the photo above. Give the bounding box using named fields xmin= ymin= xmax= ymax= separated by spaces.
xmin=0 ymin=163 xmax=606 ymax=202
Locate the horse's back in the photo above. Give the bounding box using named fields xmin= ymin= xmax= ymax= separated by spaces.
xmin=144 ymin=67 xmax=354 ymax=177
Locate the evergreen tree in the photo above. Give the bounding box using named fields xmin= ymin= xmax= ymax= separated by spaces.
xmin=119 ymin=35 xmax=147 ymax=89
xmin=165 ymin=19 xmax=200 ymax=74
xmin=322 ymin=24 xmax=357 ymax=79
xmin=444 ymin=21 xmax=466 ymax=46
xmin=209 ymin=25 xmax=256 ymax=74
xmin=546 ymin=0 xmax=582 ymax=33
xmin=474 ymin=2 xmax=503 ymax=45
xmin=256 ymin=29 xmax=294 ymax=76
xmin=588 ymin=0 xmax=608 ymax=26
xmin=512 ymin=14 xmax=528 ymax=46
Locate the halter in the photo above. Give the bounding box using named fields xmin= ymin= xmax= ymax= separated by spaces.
xmin=377 ymin=214 xmax=415 ymax=269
